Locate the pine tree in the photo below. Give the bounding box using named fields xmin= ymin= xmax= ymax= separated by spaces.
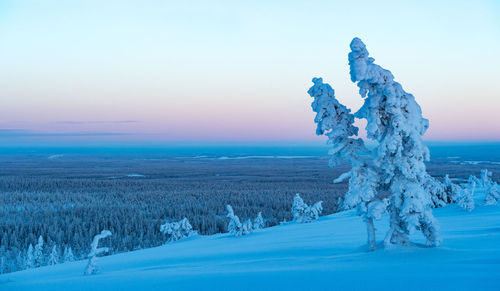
xmin=48 ymin=245 xmax=59 ymax=265
xmin=226 ymin=205 xmax=255 ymax=236
xmin=160 ymin=218 xmax=197 ymax=242
xmin=291 ymin=194 xmax=323 ymax=223
xmin=308 ymin=37 xmax=441 ymax=249
xmin=480 ymin=169 xmax=500 ymax=205
xmin=84 ymin=230 xmax=112 ymax=275
xmin=16 ymin=251 xmax=25 ymax=271
xmin=0 ymin=255 xmax=6 ymax=274
xmin=25 ymin=244 xmax=34 ymax=269
xmin=253 ymin=212 xmax=265 ymax=230
xmin=34 ymin=236 xmax=44 ymax=267
xmin=458 ymin=180 xmax=475 ymax=211
xmin=226 ymin=205 xmax=243 ymax=236
xmin=63 ymin=246 xmax=75 ymax=263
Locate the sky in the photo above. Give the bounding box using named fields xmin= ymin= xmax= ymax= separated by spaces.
xmin=0 ymin=0 xmax=499 ymax=146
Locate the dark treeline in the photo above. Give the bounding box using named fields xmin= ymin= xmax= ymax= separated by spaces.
xmin=0 ymin=155 xmax=348 ymax=274
xmin=0 ymin=153 xmax=498 ymax=274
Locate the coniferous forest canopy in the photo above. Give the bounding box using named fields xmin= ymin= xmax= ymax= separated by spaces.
xmin=0 ymin=144 xmax=499 ymax=273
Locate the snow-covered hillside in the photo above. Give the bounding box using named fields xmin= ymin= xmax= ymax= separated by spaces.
xmin=2 ymin=197 xmax=499 ymax=291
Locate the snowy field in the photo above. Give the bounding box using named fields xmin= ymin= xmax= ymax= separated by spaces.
xmin=2 ymin=192 xmax=498 ymax=291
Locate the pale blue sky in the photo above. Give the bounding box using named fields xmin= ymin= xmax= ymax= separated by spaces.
xmin=0 ymin=0 xmax=499 ymax=145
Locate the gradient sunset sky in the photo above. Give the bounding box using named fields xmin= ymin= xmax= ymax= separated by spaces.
xmin=0 ymin=0 xmax=499 ymax=146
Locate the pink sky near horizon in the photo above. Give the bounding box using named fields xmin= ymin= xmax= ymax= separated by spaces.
xmin=0 ymin=1 xmax=499 ymax=145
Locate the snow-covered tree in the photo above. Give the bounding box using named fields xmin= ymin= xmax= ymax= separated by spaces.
xmin=226 ymin=205 xmax=260 ymax=236
xmin=84 ymin=230 xmax=111 ymax=275
xmin=253 ymin=212 xmax=265 ymax=230
xmin=63 ymin=246 xmax=75 ymax=263
xmin=479 ymin=169 xmax=492 ymax=188
xmin=443 ymin=175 xmax=461 ymax=203
xmin=25 ymin=244 xmax=34 ymax=269
xmin=15 ymin=251 xmax=24 ymax=271
xmin=479 ymin=169 xmax=500 ymax=205
xmin=0 ymin=257 xmax=5 ymax=275
xmin=458 ymin=179 xmax=475 ymax=212
xmin=485 ymin=183 xmax=500 ymax=205
xmin=160 ymin=217 xmax=197 ymax=242
xmin=48 ymin=245 xmax=58 ymax=265
xmin=291 ymin=194 xmax=323 ymax=223
xmin=309 ymin=37 xmax=441 ymax=249
xmin=226 ymin=205 xmax=243 ymax=236
xmin=34 ymin=236 xmax=44 ymax=267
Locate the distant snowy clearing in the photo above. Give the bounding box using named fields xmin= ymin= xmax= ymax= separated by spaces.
xmin=2 ymin=202 xmax=499 ymax=290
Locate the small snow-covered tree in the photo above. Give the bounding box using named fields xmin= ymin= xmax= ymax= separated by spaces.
xmin=160 ymin=217 xmax=197 ymax=242
xmin=84 ymin=230 xmax=112 ymax=275
xmin=226 ymin=205 xmax=260 ymax=236
xmin=227 ymin=205 xmax=243 ymax=236
xmin=309 ymin=37 xmax=441 ymax=249
xmin=485 ymin=183 xmax=500 ymax=205
xmin=48 ymin=245 xmax=58 ymax=265
xmin=479 ymin=169 xmax=492 ymax=188
xmin=291 ymin=193 xmax=323 ymax=223
xmin=34 ymin=236 xmax=44 ymax=267
xmin=443 ymin=175 xmax=461 ymax=203
xmin=253 ymin=212 xmax=265 ymax=230
xmin=63 ymin=246 xmax=75 ymax=263
xmin=25 ymin=244 xmax=34 ymax=269
xmin=458 ymin=179 xmax=475 ymax=212
xmin=479 ymin=169 xmax=500 ymax=205
xmin=16 ymin=251 xmax=24 ymax=271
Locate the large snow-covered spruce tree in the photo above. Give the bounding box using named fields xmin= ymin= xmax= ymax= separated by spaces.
xmin=308 ymin=37 xmax=440 ymax=249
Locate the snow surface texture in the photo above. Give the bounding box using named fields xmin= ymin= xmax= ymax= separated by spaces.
xmin=309 ymin=37 xmax=440 ymax=249
xmin=1 ymin=189 xmax=498 ymax=290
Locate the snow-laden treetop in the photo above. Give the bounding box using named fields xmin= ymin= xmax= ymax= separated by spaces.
xmin=348 ymin=37 xmax=430 ymax=181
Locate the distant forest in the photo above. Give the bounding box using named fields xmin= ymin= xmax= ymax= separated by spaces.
xmin=0 ymin=152 xmax=498 ymax=274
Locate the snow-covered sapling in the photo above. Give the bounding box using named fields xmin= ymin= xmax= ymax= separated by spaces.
xmin=443 ymin=175 xmax=462 ymax=203
xmin=226 ymin=205 xmax=261 ymax=236
xmin=291 ymin=193 xmax=323 ymax=223
xmin=458 ymin=179 xmax=475 ymax=212
xmin=309 ymin=37 xmax=441 ymax=249
xmin=160 ymin=217 xmax=197 ymax=242
xmin=84 ymin=230 xmax=112 ymax=275
xmin=63 ymin=246 xmax=75 ymax=263
xmin=253 ymin=212 xmax=265 ymax=230
xmin=34 ymin=236 xmax=44 ymax=267
xmin=226 ymin=205 xmax=243 ymax=236
xmin=480 ymin=169 xmax=500 ymax=205
xmin=25 ymin=244 xmax=34 ymax=269
xmin=48 ymin=245 xmax=58 ymax=265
